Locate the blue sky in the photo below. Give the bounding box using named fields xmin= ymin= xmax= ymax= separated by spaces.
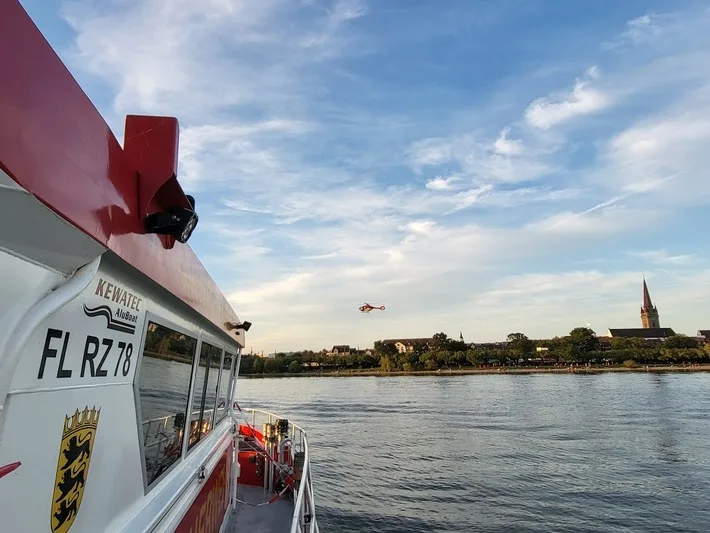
xmin=22 ymin=0 xmax=710 ymax=353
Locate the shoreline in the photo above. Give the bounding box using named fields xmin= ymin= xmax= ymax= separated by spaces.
xmin=241 ymin=364 xmax=710 ymax=379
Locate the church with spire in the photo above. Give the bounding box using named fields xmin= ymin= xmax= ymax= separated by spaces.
xmin=606 ymin=278 xmax=676 ymax=341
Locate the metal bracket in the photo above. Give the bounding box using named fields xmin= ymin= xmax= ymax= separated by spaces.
xmin=197 ymin=465 xmax=206 ymax=482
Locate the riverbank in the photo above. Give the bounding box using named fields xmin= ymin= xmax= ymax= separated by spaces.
xmin=241 ymin=364 xmax=710 ymax=378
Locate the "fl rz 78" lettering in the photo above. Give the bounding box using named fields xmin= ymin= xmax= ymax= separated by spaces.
xmin=38 ymin=328 xmax=134 ymax=379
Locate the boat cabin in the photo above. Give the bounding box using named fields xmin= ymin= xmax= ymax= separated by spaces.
xmin=0 ymin=2 xmax=318 ymax=532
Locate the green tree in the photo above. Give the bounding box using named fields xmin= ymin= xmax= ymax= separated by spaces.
xmin=431 ymin=332 xmax=451 ymax=352
xmin=288 ymin=360 xmax=301 ymax=373
xmin=567 ymin=327 xmax=598 ymax=362
xmin=252 ymin=357 xmax=264 ymax=373
xmin=433 ymin=350 xmax=450 ymax=368
xmin=419 ymin=352 xmax=438 ymax=370
xmin=412 ymin=341 xmax=428 ymax=358
xmin=544 ymin=336 xmax=567 ymax=362
xmin=361 ymin=354 xmax=379 ymax=368
xmin=611 ymin=337 xmax=648 ymax=350
xmin=449 ymin=338 xmax=468 ymax=353
xmin=263 ymin=358 xmax=280 ymax=373
xmin=466 ymin=349 xmax=484 ymax=367
xmin=396 ymin=349 xmax=419 ymax=370
xmin=424 ymin=359 xmax=438 ymax=370
xmin=506 ymin=332 xmax=534 ymax=359
xmin=374 ymin=340 xmax=398 ymax=358
xmin=664 ymin=334 xmax=698 ymax=349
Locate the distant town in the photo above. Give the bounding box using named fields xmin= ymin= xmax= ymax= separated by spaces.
xmin=239 ymin=279 xmax=710 ymax=376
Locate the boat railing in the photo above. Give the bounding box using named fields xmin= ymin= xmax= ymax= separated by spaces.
xmin=237 ymin=408 xmax=320 ymax=533
xmin=141 ymin=413 xmax=182 ymax=478
xmin=140 ymin=405 xmax=227 ymax=479
xmin=141 ymin=407 xmax=215 ymax=444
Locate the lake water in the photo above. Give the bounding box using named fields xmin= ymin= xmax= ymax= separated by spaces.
xmin=234 ymin=372 xmax=710 ymax=532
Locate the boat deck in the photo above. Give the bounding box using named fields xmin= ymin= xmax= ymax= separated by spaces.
xmin=226 ymin=484 xmax=294 ymax=533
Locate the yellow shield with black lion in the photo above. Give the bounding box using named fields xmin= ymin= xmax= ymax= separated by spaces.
xmin=51 ymin=406 xmax=101 ymax=533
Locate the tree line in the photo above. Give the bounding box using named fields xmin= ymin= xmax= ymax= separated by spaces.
xmin=239 ymin=328 xmax=710 ymax=375
xmin=239 ymin=350 xmax=381 ymax=375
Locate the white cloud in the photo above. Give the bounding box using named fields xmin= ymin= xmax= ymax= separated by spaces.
xmin=493 ymin=127 xmax=523 ymax=156
xmin=301 ymin=0 xmax=368 ymax=50
xmin=627 ymin=249 xmax=696 ymax=266
xmin=425 ymin=176 xmax=458 ymax=190
xmin=594 ymin=86 xmax=710 ymax=202
xmin=474 ymin=270 xmax=638 ymax=308
xmin=624 ymin=14 xmax=658 ymax=40
xmin=585 ymin=65 xmax=601 ymax=80
xmin=408 ymin=138 xmax=454 ymax=170
xmin=525 ymin=70 xmax=609 ymax=129
xmin=60 ymin=0 xmax=367 ymax=119
xmin=219 ymin=177 xmax=576 ymax=229
xmin=179 ymin=119 xmax=313 ymax=189
xmin=527 ymin=194 xmax=629 ymax=232
xmin=602 ymin=13 xmax=663 ymax=50
xmin=228 ymin=272 xmax=315 ymax=311
xmin=402 ymin=220 xmax=437 ymax=236
xmin=482 ymin=187 xmax=580 ymax=207
xmin=407 ymin=133 xmax=554 ymax=184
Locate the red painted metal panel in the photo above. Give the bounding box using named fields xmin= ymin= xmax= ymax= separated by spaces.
xmin=0 ymin=1 xmax=241 ymax=340
xmin=175 ymin=446 xmax=232 ymax=533
xmin=237 ymin=424 xmax=267 ymax=486
xmin=237 ymin=450 xmax=265 ymax=487
xmin=123 ymin=115 xmax=192 ymax=220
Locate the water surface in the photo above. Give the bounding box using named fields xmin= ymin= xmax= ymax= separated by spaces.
xmin=236 ymin=372 xmax=710 ymax=532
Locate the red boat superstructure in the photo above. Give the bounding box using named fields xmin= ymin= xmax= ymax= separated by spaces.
xmin=0 ymin=0 xmax=239 ymax=342
xmin=0 ymin=2 xmax=318 ymax=532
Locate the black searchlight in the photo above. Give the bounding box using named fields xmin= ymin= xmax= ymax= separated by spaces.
xmin=145 ymin=195 xmax=199 ymax=244
xmin=226 ymin=321 xmax=252 ymax=332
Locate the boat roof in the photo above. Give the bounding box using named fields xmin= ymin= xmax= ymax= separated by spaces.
xmin=0 ymin=1 xmax=242 ymax=344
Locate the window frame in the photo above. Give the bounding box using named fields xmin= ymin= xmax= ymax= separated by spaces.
xmin=133 ymin=312 xmax=200 ymax=493
xmin=201 ymin=335 xmax=241 ymax=426
xmin=186 ymin=337 xmax=224 ymax=451
xmin=215 ymin=350 xmax=237 ymax=424
xmin=230 ymin=350 xmax=242 ymax=406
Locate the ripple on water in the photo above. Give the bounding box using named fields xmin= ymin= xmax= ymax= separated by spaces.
xmin=237 ymin=373 xmax=710 ymax=532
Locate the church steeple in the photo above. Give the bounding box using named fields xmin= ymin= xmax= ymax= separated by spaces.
xmin=641 ymin=277 xmax=660 ymax=328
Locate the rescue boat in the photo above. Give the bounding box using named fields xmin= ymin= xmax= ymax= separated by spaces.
xmin=0 ymin=1 xmax=319 ymax=532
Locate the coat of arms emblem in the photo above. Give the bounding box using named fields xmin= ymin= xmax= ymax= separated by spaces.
xmin=51 ymin=406 xmax=101 ymax=533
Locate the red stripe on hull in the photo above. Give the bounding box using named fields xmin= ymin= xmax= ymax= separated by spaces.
xmin=176 ymin=445 xmax=233 ymax=533
xmin=0 ymin=0 xmax=241 ymax=340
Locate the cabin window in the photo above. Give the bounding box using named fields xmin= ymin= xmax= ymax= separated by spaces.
xmin=188 ymin=342 xmax=222 ymax=448
xmin=215 ymin=352 xmax=235 ymax=423
xmin=137 ymin=321 xmax=197 ymax=488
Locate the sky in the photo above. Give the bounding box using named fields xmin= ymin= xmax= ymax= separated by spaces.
xmin=20 ymin=0 xmax=710 ymax=353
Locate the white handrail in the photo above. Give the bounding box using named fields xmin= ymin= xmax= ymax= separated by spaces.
xmin=237 ymin=408 xmax=319 ymax=533
xmin=0 ymin=255 xmax=101 ymax=424
xmin=290 ymin=431 xmax=309 ymax=532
